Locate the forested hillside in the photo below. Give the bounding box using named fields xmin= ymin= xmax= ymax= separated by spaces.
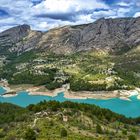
xmin=0 ymin=101 xmax=139 ymax=140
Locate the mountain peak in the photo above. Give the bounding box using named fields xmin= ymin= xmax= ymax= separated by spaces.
xmin=0 ymin=24 xmax=30 ymax=34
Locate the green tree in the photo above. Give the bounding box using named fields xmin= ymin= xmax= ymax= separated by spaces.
xmin=61 ymin=128 xmax=67 ymax=137
xmin=96 ymin=124 xmax=103 ymax=134
xmin=24 ymin=128 xmax=36 ymax=140
xmin=128 ymin=135 xmax=137 ymax=140
xmin=122 ymin=129 xmax=127 ymax=135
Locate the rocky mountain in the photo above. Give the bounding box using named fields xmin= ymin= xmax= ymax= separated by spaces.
xmin=0 ymin=24 xmax=42 ymax=55
xmin=1 ymin=17 xmax=140 ymax=55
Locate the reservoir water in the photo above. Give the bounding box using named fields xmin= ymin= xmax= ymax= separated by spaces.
xmin=0 ymin=87 xmax=140 ymax=118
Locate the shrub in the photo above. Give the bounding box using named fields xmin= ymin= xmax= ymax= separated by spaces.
xmin=96 ymin=124 xmax=103 ymax=134
xmin=122 ymin=129 xmax=127 ymax=135
xmin=128 ymin=135 xmax=137 ymax=140
xmin=24 ymin=128 xmax=36 ymax=140
xmin=61 ymin=128 xmax=67 ymax=137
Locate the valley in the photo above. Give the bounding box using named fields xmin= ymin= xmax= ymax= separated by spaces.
xmin=1 ymin=49 xmax=140 ymax=96
xmin=1 ymin=17 xmax=140 ymax=95
xmin=1 ymin=0 xmax=140 ymax=139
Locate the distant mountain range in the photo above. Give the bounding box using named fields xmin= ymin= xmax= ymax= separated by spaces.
xmin=1 ymin=17 xmax=140 ymax=55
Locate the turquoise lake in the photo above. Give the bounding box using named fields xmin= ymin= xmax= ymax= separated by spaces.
xmin=0 ymin=87 xmax=140 ymax=118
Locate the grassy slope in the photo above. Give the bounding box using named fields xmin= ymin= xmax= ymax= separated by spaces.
xmin=113 ymin=45 xmax=140 ymax=86
xmin=0 ymin=101 xmax=140 ymax=140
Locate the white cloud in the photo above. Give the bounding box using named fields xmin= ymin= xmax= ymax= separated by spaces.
xmin=134 ymin=12 xmax=140 ymax=17
xmin=117 ymin=7 xmax=131 ymax=17
xmin=76 ymin=14 xmax=93 ymax=23
xmin=33 ymin=0 xmax=108 ymax=15
xmin=117 ymin=2 xmax=132 ymax=7
xmin=0 ymin=0 xmax=110 ymax=31
xmin=0 ymin=0 xmax=139 ymax=32
xmin=93 ymin=10 xmax=116 ymax=18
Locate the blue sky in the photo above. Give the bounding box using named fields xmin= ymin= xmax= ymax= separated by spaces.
xmin=0 ymin=0 xmax=140 ymax=32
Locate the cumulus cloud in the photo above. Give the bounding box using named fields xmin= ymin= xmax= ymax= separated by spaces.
xmin=134 ymin=12 xmax=140 ymax=17
xmin=92 ymin=9 xmax=116 ymax=19
xmin=117 ymin=1 xmax=133 ymax=7
xmin=0 ymin=0 xmax=139 ymax=32
xmin=33 ymin=0 xmax=108 ymax=15
xmin=117 ymin=7 xmax=131 ymax=17
xmin=32 ymin=0 xmax=109 ymax=24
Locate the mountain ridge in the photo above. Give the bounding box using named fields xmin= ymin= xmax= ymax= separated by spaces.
xmin=1 ymin=17 xmax=140 ymax=55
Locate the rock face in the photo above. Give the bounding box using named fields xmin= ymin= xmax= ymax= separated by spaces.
xmin=1 ymin=17 xmax=140 ymax=55
xmin=0 ymin=24 xmax=42 ymax=55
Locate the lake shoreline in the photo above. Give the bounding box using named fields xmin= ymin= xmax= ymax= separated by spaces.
xmin=1 ymin=84 xmax=139 ymax=100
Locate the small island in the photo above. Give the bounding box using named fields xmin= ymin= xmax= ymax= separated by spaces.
xmin=2 ymin=91 xmax=17 ymax=97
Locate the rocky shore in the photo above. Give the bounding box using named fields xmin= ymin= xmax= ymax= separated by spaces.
xmin=2 ymin=91 xmax=17 ymax=97
xmin=1 ymin=84 xmax=139 ymax=100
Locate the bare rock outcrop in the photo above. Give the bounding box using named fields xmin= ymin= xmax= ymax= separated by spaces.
xmin=1 ymin=17 xmax=140 ymax=55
